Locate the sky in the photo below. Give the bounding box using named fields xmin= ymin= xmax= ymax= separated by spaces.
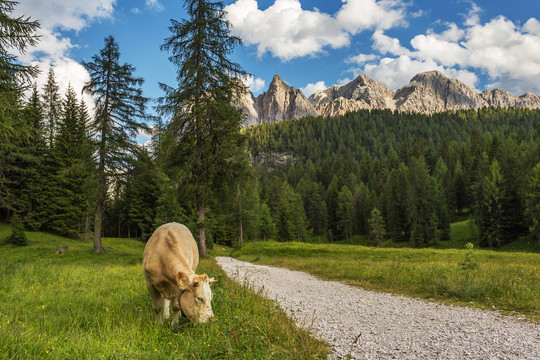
xmin=14 ymin=0 xmax=540 ymax=118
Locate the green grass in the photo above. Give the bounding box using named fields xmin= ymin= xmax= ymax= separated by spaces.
xmin=232 ymin=241 xmax=540 ymax=321
xmin=0 ymin=225 xmax=328 ymax=359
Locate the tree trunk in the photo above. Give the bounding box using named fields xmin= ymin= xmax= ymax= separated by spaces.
xmin=93 ymin=172 xmax=107 ymax=253
xmin=238 ymin=217 xmax=243 ymax=245
xmin=197 ymin=201 xmax=207 ymax=257
xmin=237 ymin=182 xmax=243 ymax=245
xmin=85 ymin=214 xmax=91 ymax=237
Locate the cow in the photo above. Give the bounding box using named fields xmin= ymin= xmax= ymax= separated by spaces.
xmin=142 ymin=222 xmax=217 ymax=326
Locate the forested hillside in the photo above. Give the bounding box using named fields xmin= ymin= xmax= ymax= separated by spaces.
xmin=2 ymin=0 xmax=540 ymax=251
xmin=245 ymin=108 xmax=540 ymax=248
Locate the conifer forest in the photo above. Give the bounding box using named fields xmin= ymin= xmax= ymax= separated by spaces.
xmin=3 ymin=0 xmax=540 ymax=252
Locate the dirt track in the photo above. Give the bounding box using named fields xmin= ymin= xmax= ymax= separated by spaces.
xmin=216 ymin=256 xmax=540 ymax=360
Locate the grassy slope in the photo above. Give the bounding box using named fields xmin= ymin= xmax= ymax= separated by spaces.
xmin=0 ymin=225 xmax=328 ymax=360
xmin=233 ymin=241 xmax=540 ymax=321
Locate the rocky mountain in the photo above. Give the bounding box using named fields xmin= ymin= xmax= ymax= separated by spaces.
xmin=255 ymin=75 xmax=318 ymax=124
xmin=393 ymin=71 xmax=488 ymax=113
xmin=238 ymin=71 xmax=540 ymax=126
xmin=309 ymin=74 xmax=396 ymax=116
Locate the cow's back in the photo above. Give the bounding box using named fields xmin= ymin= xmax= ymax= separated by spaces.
xmin=142 ymin=223 xmax=199 ymax=298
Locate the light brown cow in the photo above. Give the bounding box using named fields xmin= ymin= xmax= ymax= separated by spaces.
xmin=142 ymin=222 xmax=217 ymax=326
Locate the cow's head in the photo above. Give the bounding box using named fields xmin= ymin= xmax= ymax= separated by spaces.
xmin=177 ymin=272 xmax=217 ymax=323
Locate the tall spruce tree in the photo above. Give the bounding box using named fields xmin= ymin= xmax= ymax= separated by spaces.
xmin=525 ymin=162 xmax=540 ymax=244
xmin=0 ymin=0 xmax=39 ymax=219
xmin=159 ymin=0 xmax=246 ymax=256
xmin=46 ymin=85 xmax=92 ymax=238
xmin=82 ymin=36 xmax=148 ymax=253
xmin=41 ymin=67 xmax=60 ymax=147
xmin=0 ymin=0 xmax=39 ymax=90
xmin=477 ymin=160 xmax=505 ymax=247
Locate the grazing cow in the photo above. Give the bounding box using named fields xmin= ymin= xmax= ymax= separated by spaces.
xmin=142 ymin=223 xmax=217 ymax=325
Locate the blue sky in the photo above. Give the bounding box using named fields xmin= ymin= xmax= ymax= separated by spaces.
xmin=17 ymin=0 xmax=540 ymax=111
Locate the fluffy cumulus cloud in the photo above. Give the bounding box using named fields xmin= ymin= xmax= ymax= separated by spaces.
xmin=349 ymin=7 xmax=540 ymax=94
xmin=241 ymin=75 xmax=266 ymax=94
xmin=301 ymin=81 xmax=327 ymax=97
xmin=14 ymin=0 xmax=116 ymax=105
xmin=224 ymin=0 xmax=407 ymax=60
xmin=145 ymin=0 xmax=164 ymax=12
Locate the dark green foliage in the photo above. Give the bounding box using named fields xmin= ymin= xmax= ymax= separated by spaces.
xmin=245 ymin=107 xmax=540 ymax=247
xmin=0 ymin=0 xmax=40 ymax=89
xmin=8 ymin=213 xmax=27 ymax=246
xmin=0 ymin=1 xmax=40 ymax=220
xmin=158 ymin=0 xmax=247 ymax=256
xmin=336 ymin=185 xmax=354 ymax=240
xmin=274 ymin=181 xmax=307 ymax=242
xmin=525 ymin=163 xmax=540 ymax=244
xmin=83 ymin=35 xmax=148 ymax=252
xmin=368 ymin=208 xmax=385 ymax=247
xmin=477 ymin=160 xmax=505 ymax=247
xmin=45 ymin=85 xmax=93 ymax=238
xmin=258 ymin=202 xmax=276 ymax=241
xmin=128 ymin=147 xmax=159 ymax=239
xmin=41 ymin=67 xmax=60 ymax=147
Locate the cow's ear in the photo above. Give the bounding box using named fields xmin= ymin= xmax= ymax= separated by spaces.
xmin=208 ymin=277 xmax=218 ymax=285
xmin=176 ymin=272 xmax=191 ymax=290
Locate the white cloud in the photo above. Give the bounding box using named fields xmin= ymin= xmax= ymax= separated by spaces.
xmin=351 ymin=9 xmax=540 ymax=94
xmin=347 ymin=53 xmax=379 ymax=65
xmin=131 ymin=8 xmax=141 ymax=14
xmin=241 ymin=75 xmax=266 ymax=94
xmin=225 ymin=0 xmax=407 ymax=60
xmin=360 ymin=55 xmax=479 ymax=91
xmin=372 ymin=29 xmax=411 ymax=56
xmin=462 ymin=1 xmax=482 ymax=27
xmin=14 ymin=0 xmax=116 ymax=107
xmin=145 ymin=0 xmax=164 ymax=12
xmin=301 ymin=81 xmax=327 ymax=97
xmin=15 ymin=0 xmax=115 ymax=32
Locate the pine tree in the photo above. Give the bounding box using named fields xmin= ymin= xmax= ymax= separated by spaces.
xmin=128 ymin=147 xmax=159 ymax=240
xmin=477 ymin=160 xmax=505 ymax=247
xmin=41 ymin=67 xmax=60 ymax=147
xmin=82 ymin=36 xmax=148 ymax=253
xmin=8 ymin=213 xmax=27 ymax=246
xmin=258 ymin=202 xmax=276 ymax=241
xmin=0 ymin=0 xmax=39 ymax=90
xmin=45 ymin=85 xmax=91 ymax=238
xmin=368 ymin=207 xmax=385 ymax=247
xmin=158 ymin=0 xmax=246 ymax=256
xmin=0 ymin=0 xmax=40 ymax=219
xmin=525 ymin=162 xmax=540 ymax=244
xmin=336 ymin=185 xmax=354 ymax=240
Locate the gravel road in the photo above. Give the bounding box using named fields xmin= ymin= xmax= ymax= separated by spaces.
xmin=216 ymin=256 xmax=540 ymax=360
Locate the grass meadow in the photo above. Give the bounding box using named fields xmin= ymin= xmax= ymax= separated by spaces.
xmin=232 ymin=241 xmax=540 ymax=321
xmin=0 ymin=225 xmax=328 ymax=360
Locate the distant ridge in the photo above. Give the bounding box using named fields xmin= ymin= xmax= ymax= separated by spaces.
xmin=237 ymin=71 xmax=540 ymax=126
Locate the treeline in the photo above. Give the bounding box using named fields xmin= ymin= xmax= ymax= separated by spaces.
xmin=2 ymin=69 xmax=94 ymax=238
xmin=3 ymin=0 xmax=540 ymax=249
xmin=245 ymin=108 xmax=540 ymax=247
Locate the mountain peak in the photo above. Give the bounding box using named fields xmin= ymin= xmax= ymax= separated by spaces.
xmin=238 ymin=71 xmax=540 ymax=126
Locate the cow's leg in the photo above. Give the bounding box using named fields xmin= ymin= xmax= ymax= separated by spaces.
xmin=170 ymin=298 xmax=181 ymax=329
xmin=146 ymin=282 xmax=164 ymax=325
xmin=163 ymin=298 xmax=171 ymax=319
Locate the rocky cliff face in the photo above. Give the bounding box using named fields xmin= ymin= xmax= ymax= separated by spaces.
xmin=309 ymin=74 xmax=396 ymax=117
xmin=238 ymin=71 xmax=540 ymax=126
xmin=254 ymin=75 xmax=318 ymax=124
xmin=394 ymin=71 xmax=488 ymax=113
xmin=235 ymin=85 xmax=259 ymax=127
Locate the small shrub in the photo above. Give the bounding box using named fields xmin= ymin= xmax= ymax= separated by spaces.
xmin=460 ymin=242 xmax=479 ymax=270
xmin=9 ymin=214 xmax=28 ymax=246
